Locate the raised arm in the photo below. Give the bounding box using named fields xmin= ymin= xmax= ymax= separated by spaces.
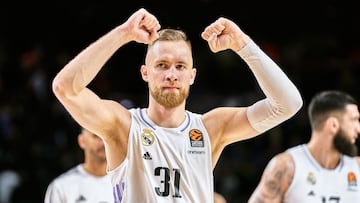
xmin=201 ymin=17 xmax=303 ymax=165
xmin=248 ymin=152 xmax=294 ymax=203
xmin=52 ymin=8 xmax=160 ymax=168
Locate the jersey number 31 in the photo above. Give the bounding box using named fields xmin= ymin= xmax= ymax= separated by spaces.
xmin=154 ymin=167 xmax=182 ymax=198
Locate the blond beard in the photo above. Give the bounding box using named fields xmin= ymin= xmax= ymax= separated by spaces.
xmin=150 ymin=86 xmax=189 ymax=108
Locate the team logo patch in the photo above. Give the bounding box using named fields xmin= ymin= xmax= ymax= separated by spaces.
xmin=141 ymin=129 xmax=155 ymax=146
xmin=189 ymin=129 xmax=204 ymax=147
xmin=347 ymin=171 xmax=358 ymax=191
xmin=306 ymin=172 xmax=316 ymax=185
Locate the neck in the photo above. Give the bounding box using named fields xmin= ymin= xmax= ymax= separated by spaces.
xmin=83 ymin=160 xmax=107 ymax=177
xmin=147 ymin=102 xmax=186 ymax=128
xmin=307 ymin=136 xmax=341 ymax=169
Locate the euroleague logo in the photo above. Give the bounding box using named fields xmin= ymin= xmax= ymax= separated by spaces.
xmin=189 ymin=129 xmax=204 ymax=147
xmin=347 ymin=171 xmax=358 ymax=191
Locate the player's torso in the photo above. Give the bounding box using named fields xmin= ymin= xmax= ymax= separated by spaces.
xmin=51 ymin=165 xmax=113 ymax=203
xmin=63 ymin=176 xmax=113 ymax=202
xmin=111 ymin=108 xmax=214 ymax=203
xmin=284 ymin=145 xmax=360 ymax=203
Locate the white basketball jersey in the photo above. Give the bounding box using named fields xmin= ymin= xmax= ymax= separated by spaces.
xmin=44 ymin=164 xmax=113 ymax=203
xmin=284 ymin=144 xmax=360 ymax=203
xmin=108 ymin=108 xmax=213 ymax=203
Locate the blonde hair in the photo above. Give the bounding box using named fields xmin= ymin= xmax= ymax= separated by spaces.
xmin=147 ymin=28 xmax=192 ymax=50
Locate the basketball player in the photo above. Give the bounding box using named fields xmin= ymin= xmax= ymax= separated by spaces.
xmin=52 ymin=8 xmax=303 ymax=202
xmin=248 ymin=90 xmax=360 ymax=203
xmin=44 ymin=128 xmax=113 ymax=203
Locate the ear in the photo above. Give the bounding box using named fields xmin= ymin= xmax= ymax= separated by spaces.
xmin=189 ymin=68 xmax=197 ymax=85
xmin=326 ymin=116 xmax=340 ymax=135
xmin=77 ymin=134 xmax=86 ymax=150
xmin=141 ymin=65 xmax=149 ymax=82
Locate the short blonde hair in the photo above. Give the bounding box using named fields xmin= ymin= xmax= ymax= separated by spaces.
xmin=147 ymin=28 xmax=192 ymax=50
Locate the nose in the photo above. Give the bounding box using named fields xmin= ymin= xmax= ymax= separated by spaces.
xmin=355 ymin=120 xmax=360 ymax=134
xmin=165 ymin=65 xmax=178 ymax=81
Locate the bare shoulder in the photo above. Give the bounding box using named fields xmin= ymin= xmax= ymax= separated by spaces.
xmin=248 ymin=151 xmax=295 ymax=203
xmin=271 ymin=151 xmax=294 ymax=167
xmin=263 ymin=151 xmax=295 ymax=186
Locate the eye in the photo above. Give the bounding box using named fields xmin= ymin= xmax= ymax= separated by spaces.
xmin=156 ymin=62 xmax=167 ymax=69
xmin=176 ymin=64 xmax=186 ymax=70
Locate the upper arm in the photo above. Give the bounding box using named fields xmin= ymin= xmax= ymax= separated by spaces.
xmin=53 ymin=85 xmax=131 ymax=168
xmin=247 ymin=152 xmax=294 ymax=203
xmin=54 ymin=86 xmax=129 ymax=136
xmin=202 ymin=107 xmax=259 ymax=167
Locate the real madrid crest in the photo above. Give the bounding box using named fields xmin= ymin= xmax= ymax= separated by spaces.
xmin=141 ymin=128 xmax=155 ymax=146
xmin=306 ymin=172 xmax=316 ymax=185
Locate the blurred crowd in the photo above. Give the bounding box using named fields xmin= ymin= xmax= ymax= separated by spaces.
xmin=1 ymin=1 xmax=360 ymax=203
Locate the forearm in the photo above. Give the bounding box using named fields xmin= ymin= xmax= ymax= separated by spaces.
xmin=53 ymin=25 xmax=130 ymax=96
xmin=237 ymin=40 xmax=303 ymax=133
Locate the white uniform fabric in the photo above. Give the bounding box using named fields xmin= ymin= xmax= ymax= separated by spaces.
xmin=284 ymin=144 xmax=360 ymax=203
xmin=238 ymin=40 xmax=303 ymax=133
xmin=44 ymin=164 xmax=113 ymax=203
xmin=108 ymin=108 xmax=213 ymax=203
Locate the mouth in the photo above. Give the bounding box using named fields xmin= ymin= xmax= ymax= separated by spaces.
xmin=164 ymin=87 xmax=178 ymax=90
xmin=163 ymin=85 xmax=180 ymax=91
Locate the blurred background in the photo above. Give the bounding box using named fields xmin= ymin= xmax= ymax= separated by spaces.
xmin=0 ymin=0 xmax=359 ymax=202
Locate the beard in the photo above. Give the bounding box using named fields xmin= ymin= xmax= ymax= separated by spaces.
xmin=150 ymin=84 xmax=189 ymax=108
xmin=333 ymin=128 xmax=358 ymax=157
